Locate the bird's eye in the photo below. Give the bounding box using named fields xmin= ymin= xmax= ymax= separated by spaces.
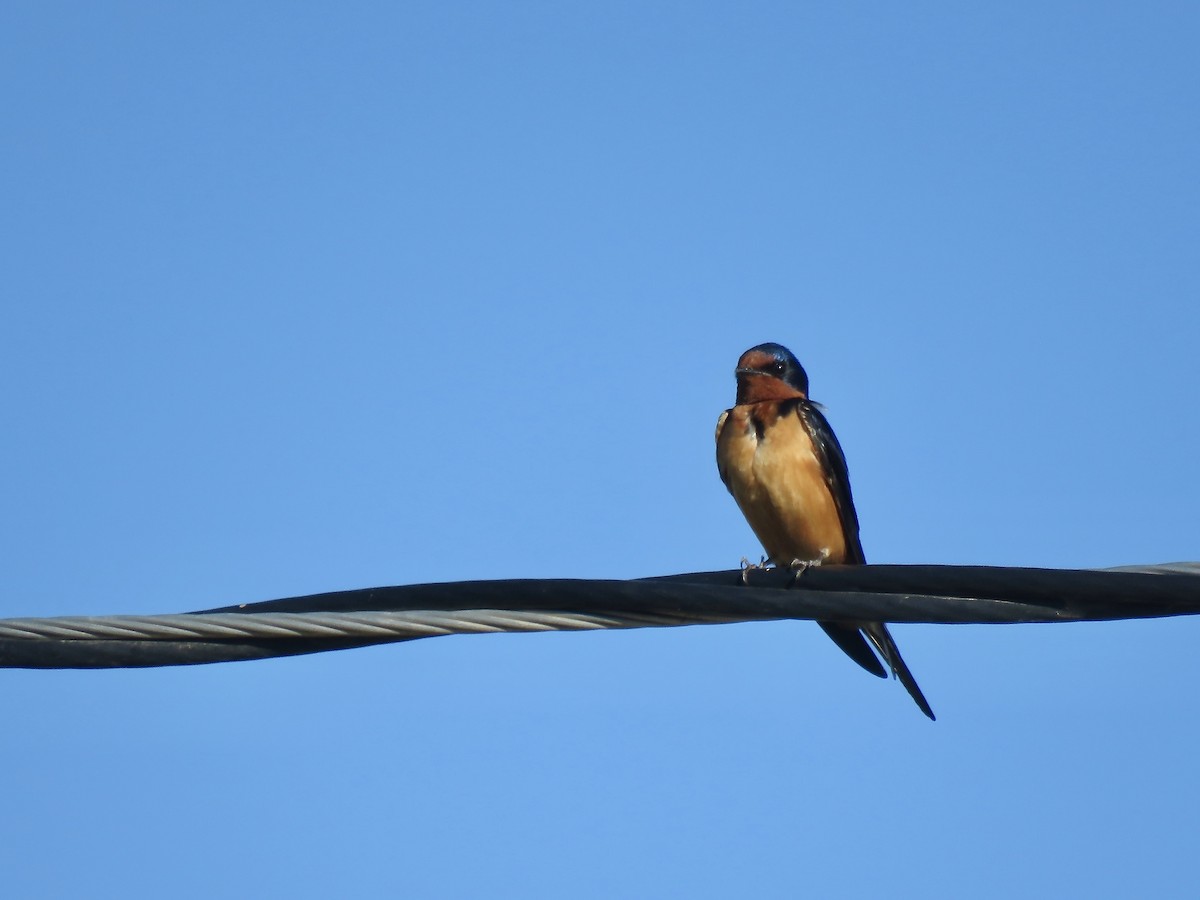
xmin=772 ymin=360 xmax=786 ymax=374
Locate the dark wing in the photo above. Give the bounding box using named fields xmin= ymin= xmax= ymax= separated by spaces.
xmin=786 ymin=399 xmax=882 ymax=674
xmin=791 ymin=401 xmax=936 ymax=718
xmin=772 ymin=400 xmax=878 ymax=672
xmin=791 ymin=399 xmax=866 ymax=565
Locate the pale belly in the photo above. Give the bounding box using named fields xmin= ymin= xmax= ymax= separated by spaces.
xmin=716 ymin=406 xmax=849 ymax=565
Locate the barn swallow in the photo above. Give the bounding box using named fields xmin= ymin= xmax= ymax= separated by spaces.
xmin=715 ymin=342 xmax=935 ymax=720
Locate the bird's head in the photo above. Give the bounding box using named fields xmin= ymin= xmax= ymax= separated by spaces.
xmin=734 ymin=342 xmax=809 ymax=403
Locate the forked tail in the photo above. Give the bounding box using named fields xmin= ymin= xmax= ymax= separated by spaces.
xmin=863 ymin=622 xmax=936 ymax=721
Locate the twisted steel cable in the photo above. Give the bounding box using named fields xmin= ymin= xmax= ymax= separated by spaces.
xmin=1 ymin=562 xmax=1197 ymax=669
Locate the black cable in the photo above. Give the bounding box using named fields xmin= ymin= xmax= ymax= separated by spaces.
xmin=1 ymin=563 xmax=1196 ymax=670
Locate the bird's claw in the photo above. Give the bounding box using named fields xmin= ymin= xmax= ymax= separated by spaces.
xmin=787 ymin=550 xmax=830 ymax=584
xmin=739 ymin=555 xmax=769 ymax=585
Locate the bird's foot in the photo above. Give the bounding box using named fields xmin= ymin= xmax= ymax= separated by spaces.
xmin=787 ymin=550 xmax=830 ymax=584
xmin=740 ymin=555 xmax=769 ymax=585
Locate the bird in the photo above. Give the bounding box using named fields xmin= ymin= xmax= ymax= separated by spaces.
xmin=715 ymin=341 xmax=935 ymax=720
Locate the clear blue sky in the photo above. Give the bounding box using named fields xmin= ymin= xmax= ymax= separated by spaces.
xmin=3 ymin=3 xmax=1198 ymax=897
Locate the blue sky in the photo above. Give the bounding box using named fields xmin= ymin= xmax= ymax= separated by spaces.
xmin=2 ymin=2 xmax=1198 ymax=897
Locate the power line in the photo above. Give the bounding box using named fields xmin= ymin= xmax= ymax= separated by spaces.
xmin=2 ymin=562 xmax=1197 ymax=669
